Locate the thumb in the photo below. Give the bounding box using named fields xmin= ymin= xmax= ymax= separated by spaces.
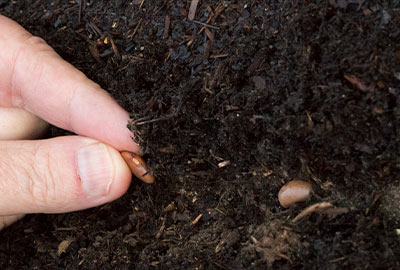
xmin=0 ymin=136 xmax=132 ymax=215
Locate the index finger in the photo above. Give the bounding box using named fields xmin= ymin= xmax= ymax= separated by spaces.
xmin=0 ymin=15 xmax=140 ymax=153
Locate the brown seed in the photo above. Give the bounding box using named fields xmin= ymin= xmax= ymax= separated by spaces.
xmin=278 ymin=180 xmax=312 ymax=208
xmin=121 ymin=151 xmax=155 ymax=184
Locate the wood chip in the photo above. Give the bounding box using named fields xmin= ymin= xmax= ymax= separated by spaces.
xmin=203 ymin=39 xmax=212 ymax=59
xmin=188 ymin=0 xmax=199 ymax=21
xmin=155 ymin=218 xmax=166 ymax=239
xmin=247 ymin=50 xmax=264 ymax=74
xmin=180 ymin=7 xmax=188 ymax=17
xmin=209 ymin=53 xmax=229 ymax=59
xmin=163 ymin=15 xmax=170 ymax=39
xmin=344 ymin=74 xmax=367 ymax=91
xmin=252 ymin=76 xmax=266 ymax=90
xmin=204 ymin=27 xmax=214 ymax=42
xmin=373 ymin=107 xmax=384 ymax=114
xmin=163 ymin=201 xmax=176 ymax=213
xmin=192 ymin=213 xmax=203 ymax=225
xmin=218 ymin=160 xmax=230 ymax=168
xmin=159 ymin=144 xmax=174 ymax=153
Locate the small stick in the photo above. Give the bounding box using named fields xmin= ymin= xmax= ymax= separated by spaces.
xmin=78 ymin=0 xmax=84 ymax=24
xmin=133 ymin=114 xmax=175 ymax=126
xmin=109 ymin=36 xmax=121 ymax=60
xmin=192 ymin=20 xmax=220 ymax=30
xmin=139 ymin=0 xmax=145 ymax=9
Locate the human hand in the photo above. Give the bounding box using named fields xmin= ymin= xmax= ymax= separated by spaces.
xmin=0 ymin=15 xmax=141 ymax=229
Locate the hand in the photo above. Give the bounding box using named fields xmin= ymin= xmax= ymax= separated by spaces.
xmin=0 ymin=15 xmax=140 ymax=229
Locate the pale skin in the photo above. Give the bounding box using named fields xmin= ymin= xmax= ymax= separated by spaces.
xmin=0 ymin=15 xmax=141 ymax=230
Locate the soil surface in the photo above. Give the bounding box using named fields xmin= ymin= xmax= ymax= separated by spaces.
xmin=1 ymin=0 xmax=400 ymax=269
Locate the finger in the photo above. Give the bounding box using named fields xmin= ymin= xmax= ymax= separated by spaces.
xmin=0 ymin=136 xmax=132 ymax=215
xmin=0 ymin=215 xmax=24 ymax=230
xmin=0 ymin=15 xmax=139 ymax=153
xmin=0 ymin=107 xmax=48 ymax=140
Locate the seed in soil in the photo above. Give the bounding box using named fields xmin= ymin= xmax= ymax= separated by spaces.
xmin=121 ymin=151 xmax=155 ymax=183
xmin=278 ymin=180 xmax=312 ymax=208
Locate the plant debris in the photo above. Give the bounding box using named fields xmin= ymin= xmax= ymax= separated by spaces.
xmin=293 ymin=202 xmax=349 ymax=222
xmin=1 ymin=1 xmax=400 ymax=269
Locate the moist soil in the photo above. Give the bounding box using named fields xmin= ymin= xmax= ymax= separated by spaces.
xmin=1 ymin=0 xmax=400 ymax=269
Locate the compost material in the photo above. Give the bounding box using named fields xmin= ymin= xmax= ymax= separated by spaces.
xmin=1 ymin=1 xmax=400 ymax=269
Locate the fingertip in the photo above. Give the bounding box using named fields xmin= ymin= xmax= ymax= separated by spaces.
xmin=0 ymin=136 xmax=134 ymax=216
xmin=0 ymin=215 xmax=24 ymax=230
xmin=76 ymin=140 xmax=132 ymax=203
xmin=68 ymin=90 xmax=141 ymax=154
xmin=105 ymin=144 xmax=133 ymax=198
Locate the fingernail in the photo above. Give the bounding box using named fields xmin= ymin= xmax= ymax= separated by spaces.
xmin=77 ymin=142 xmax=114 ymax=198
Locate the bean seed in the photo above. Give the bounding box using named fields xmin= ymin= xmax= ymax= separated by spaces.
xmin=121 ymin=151 xmax=155 ymax=184
xmin=278 ymin=180 xmax=312 ymax=208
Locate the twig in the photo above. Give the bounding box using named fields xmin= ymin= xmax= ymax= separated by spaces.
xmin=78 ymin=0 xmax=84 ymax=24
xmin=192 ymin=20 xmax=220 ymax=30
xmin=133 ymin=114 xmax=175 ymax=126
xmin=139 ymin=0 xmax=145 ymax=9
xmin=87 ymin=22 xmax=103 ymax=36
xmin=109 ymin=35 xmax=121 ymax=60
xmin=132 ymin=98 xmax=183 ymax=126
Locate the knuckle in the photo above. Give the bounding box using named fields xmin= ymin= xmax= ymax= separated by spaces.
xmin=24 ymin=35 xmax=48 ymax=47
xmin=10 ymin=36 xmax=50 ymax=107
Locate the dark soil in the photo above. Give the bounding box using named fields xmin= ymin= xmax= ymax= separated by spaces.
xmin=1 ymin=0 xmax=400 ymax=269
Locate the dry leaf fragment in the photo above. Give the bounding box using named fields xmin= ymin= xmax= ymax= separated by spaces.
xmin=57 ymin=238 xmax=74 ymax=256
xmin=88 ymin=44 xmax=104 ymax=65
xmin=109 ymin=36 xmax=121 ymax=60
xmin=188 ymin=0 xmax=199 ymax=21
